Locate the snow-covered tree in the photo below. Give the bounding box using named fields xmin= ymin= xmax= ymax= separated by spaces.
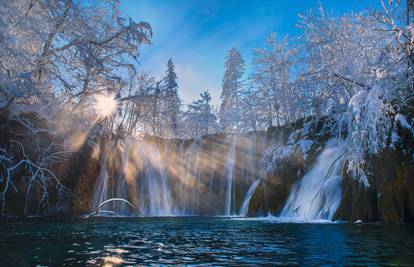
xmin=182 ymin=90 xmax=220 ymax=137
xmin=114 ymin=72 xmax=160 ymax=137
xmin=297 ymin=6 xmax=392 ymax=112
xmin=163 ymin=59 xmax=181 ymax=137
xmin=250 ymin=33 xmax=298 ymax=128
xmin=0 ymin=0 xmax=152 ymax=114
xmin=0 ymin=0 xmax=152 ymax=216
xmin=219 ymin=48 xmax=245 ymax=132
xmin=238 ymin=84 xmax=260 ymax=132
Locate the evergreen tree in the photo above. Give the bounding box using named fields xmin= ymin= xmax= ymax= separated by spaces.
xmin=183 ymin=90 xmax=219 ymax=137
xmin=219 ymin=48 xmax=245 ymax=132
xmin=163 ymin=58 xmax=181 ymax=137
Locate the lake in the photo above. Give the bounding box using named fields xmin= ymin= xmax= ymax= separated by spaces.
xmin=1 ymin=217 xmax=413 ymax=266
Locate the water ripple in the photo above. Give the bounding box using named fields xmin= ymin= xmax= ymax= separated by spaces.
xmin=0 ymin=218 xmax=414 ymax=266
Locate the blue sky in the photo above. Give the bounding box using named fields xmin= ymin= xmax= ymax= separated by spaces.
xmin=121 ymin=0 xmax=380 ymax=106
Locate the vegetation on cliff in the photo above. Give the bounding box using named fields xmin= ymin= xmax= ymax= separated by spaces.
xmin=0 ymin=0 xmax=413 ymax=222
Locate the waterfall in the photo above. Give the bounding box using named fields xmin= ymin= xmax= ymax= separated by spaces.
xmin=90 ymin=134 xmax=347 ymax=220
xmin=140 ymin=158 xmax=173 ymax=216
xmin=224 ymin=139 xmax=237 ymax=216
xmin=91 ymin=144 xmax=110 ymax=213
xmin=177 ymin=140 xmax=200 ymax=215
xmin=176 ymin=140 xmax=186 ymax=214
xmin=114 ymin=143 xmax=129 ymax=215
xmin=280 ymin=139 xmax=346 ymax=222
xmin=91 ymin=140 xmax=131 ymax=216
xmin=90 ymin=134 xmax=265 ymax=217
xmin=91 ymin=139 xmax=174 ymax=216
xmin=239 ymin=179 xmax=261 ymax=216
xmin=136 ymin=141 xmax=173 ymax=216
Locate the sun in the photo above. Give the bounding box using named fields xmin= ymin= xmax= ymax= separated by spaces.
xmin=94 ymin=93 xmax=118 ymax=118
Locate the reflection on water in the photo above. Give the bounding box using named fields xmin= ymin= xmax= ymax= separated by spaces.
xmin=1 ymin=217 xmax=414 ymax=266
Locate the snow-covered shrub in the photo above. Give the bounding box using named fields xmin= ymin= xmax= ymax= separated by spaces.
xmin=346 ymin=85 xmax=396 ymax=186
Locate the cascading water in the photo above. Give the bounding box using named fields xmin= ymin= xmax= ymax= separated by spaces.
xmin=139 ymin=141 xmax=173 ymax=216
xmin=114 ymin=143 xmax=129 ymax=215
xmin=239 ymin=179 xmax=261 ymax=216
xmin=279 ymin=139 xmax=346 ymax=222
xmin=90 ymin=134 xmax=265 ymax=217
xmin=91 ymin=138 xmax=174 ymax=216
xmin=89 ymin=133 xmax=350 ymax=221
xmin=91 ymin=139 xmax=133 ymax=216
xmin=91 ymin=143 xmax=111 ymax=214
xmin=175 ymin=139 xmax=201 ymax=215
xmin=224 ymin=139 xmax=237 ymax=216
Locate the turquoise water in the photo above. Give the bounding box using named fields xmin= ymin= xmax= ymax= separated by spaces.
xmin=1 ymin=217 xmax=413 ymax=266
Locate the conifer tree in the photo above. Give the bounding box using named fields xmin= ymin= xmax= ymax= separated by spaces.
xmin=219 ymin=48 xmax=245 ymax=132
xmin=163 ymin=58 xmax=181 ymax=137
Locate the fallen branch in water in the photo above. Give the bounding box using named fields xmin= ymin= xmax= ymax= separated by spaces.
xmin=83 ymin=198 xmax=136 ymax=219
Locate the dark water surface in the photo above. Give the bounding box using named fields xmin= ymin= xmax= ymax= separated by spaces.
xmin=1 ymin=217 xmax=414 ymax=266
